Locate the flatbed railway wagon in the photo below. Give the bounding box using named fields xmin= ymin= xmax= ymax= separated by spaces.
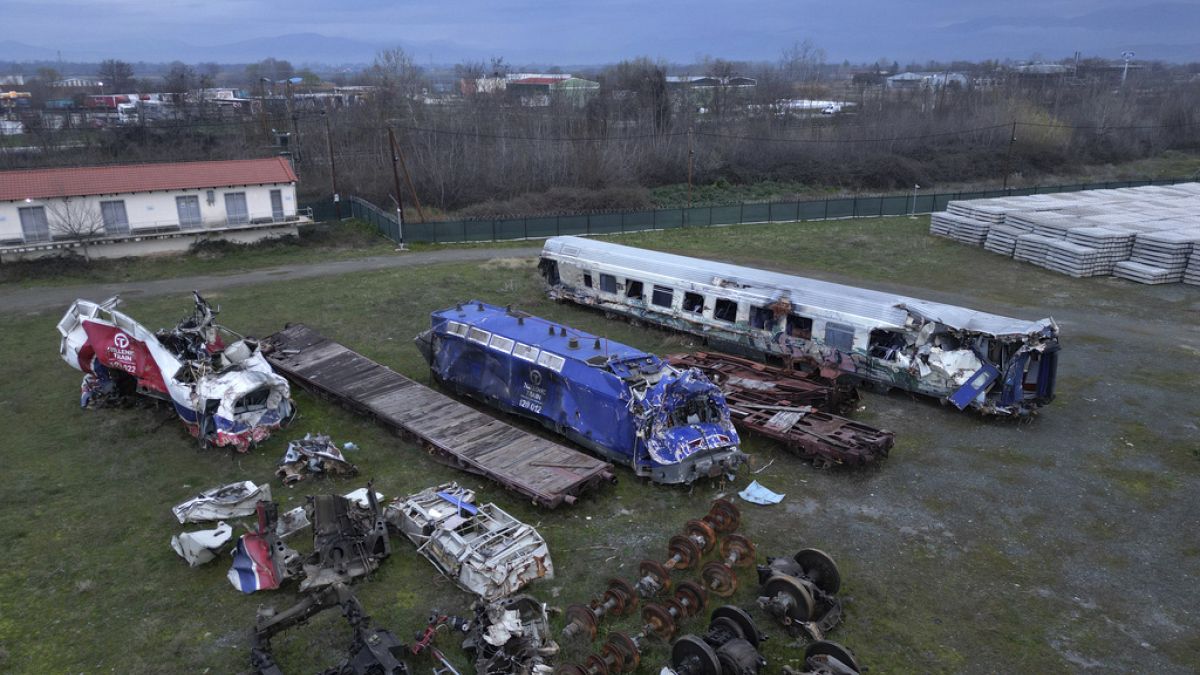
xmin=416 ymin=301 xmax=746 ymax=484
xmin=538 ymin=236 xmax=1059 ymax=416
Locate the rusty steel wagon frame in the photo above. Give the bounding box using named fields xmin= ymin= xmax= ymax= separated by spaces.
xmin=668 ymin=352 xmax=893 ymax=467
xmin=264 ymin=324 xmax=614 ymax=508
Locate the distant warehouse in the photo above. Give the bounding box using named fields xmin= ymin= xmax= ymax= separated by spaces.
xmin=0 ymin=157 xmax=310 ymax=260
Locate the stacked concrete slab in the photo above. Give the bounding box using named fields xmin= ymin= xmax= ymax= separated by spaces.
xmin=930 ymin=183 xmax=1200 ymax=286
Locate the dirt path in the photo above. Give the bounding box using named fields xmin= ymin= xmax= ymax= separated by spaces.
xmin=0 ymin=247 xmax=542 ymax=314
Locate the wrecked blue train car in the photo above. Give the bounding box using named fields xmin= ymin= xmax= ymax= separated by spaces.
xmin=416 ymin=301 xmax=746 ymax=484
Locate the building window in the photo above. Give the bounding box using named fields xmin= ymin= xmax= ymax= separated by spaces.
xmin=750 ymin=306 xmax=775 ymax=330
xmin=682 ymin=292 xmax=704 ymax=314
xmin=824 ymin=322 xmax=855 ymax=351
xmin=224 ymin=192 xmax=249 ymax=225
xmin=99 ymin=200 xmax=129 ymax=235
xmin=582 ymin=272 xmax=593 ymax=288
xmin=270 ymin=189 xmax=284 ymax=221
xmin=176 ymin=195 xmax=202 ymax=229
xmin=626 ymin=280 xmax=644 ymax=300
xmin=18 ymin=206 xmax=50 ymax=243
xmin=599 ymin=273 xmax=617 ymax=294
xmin=651 ymin=285 xmax=674 ymax=308
xmin=713 ymin=299 xmax=738 ymax=323
xmin=788 ymin=314 xmax=813 ymax=339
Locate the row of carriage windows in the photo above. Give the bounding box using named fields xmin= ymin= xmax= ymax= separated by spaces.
xmin=580 ymin=268 xmax=856 ymax=351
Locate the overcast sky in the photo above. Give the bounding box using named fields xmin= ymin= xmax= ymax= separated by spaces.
xmin=2 ymin=0 xmax=1198 ymax=65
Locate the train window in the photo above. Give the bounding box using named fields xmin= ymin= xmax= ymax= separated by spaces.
xmin=651 ymin=285 xmax=674 ymax=308
xmin=467 ymin=327 xmax=491 ymax=344
xmin=512 ymin=342 xmax=540 ymax=362
xmin=750 ymin=306 xmax=775 ymax=329
xmin=787 ymin=314 xmax=813 ymax=339
xmin=682 ymin=292 xmax=704 ymax=313
xmin=824 ymin=322 xmax=855 ymax=351
xmin=446 ymin=321 xmax=469 ymax=337
xmin=489 ymin=335 xmax=515 ymax=354
xmin=600 ymin=273 xmax=617 ymax=293
xmin=536 ymin=351 xmax=566 ymax=372
xmin=626 ymin=280 xmax=644 ymax=300
xmin=583 ymin=273 xmax=593 ymax=288
xmin=713 ymin=299 xmax=738 ymax=323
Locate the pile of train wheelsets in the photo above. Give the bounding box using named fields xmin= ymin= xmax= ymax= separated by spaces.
xmin=555 ymin=499 xmax=861 ymax=675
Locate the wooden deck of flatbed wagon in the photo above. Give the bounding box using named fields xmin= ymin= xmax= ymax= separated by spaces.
xmin=264 ymin=324 xmax=613 ymax=508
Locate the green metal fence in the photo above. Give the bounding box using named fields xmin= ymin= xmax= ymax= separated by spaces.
xmin=323 ymin=177 xmax=1194 ymax=245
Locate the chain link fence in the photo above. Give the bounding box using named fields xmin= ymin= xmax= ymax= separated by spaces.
xmin=303 ymin=177 xmax=1195 ymax=245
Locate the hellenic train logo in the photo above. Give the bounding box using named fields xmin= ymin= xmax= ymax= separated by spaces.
xmin=114 ymin=333 xmax=130 ymax=349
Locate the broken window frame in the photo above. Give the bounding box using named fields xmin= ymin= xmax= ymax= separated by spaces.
xmin=651 ymin=285 xmax=674 ymax=308
xmin=626 ymin=279 xmax=645 ymax=300
xmin=599 ymin=273 xmax=617 ymax=294
xmin=713 ymin=298 xmax=738 ymax=323
xmin=682 ymin=291 xmax=704 ymax=314
xmin=787 ymin=314 xmax=814 ymax=339
xmin=582 ymin=272 xmax=593 ymax=288
xmin=749 ymin=305 xmax=776 ymax=330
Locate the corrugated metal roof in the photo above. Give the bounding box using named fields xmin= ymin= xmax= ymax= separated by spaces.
xmin=542 ymin=236 xmax=1054 ymax=336
xmin=0 ymin=157 xmax=297 ymax=202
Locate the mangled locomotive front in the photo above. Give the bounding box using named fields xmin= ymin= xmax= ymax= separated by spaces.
xmin=538 ymin=236 xmax=1060 ymax=416
xmin=416 ymin=301 xmax=746 ymax=484
xmin=57 ymin=293 xmax=294 ymax=450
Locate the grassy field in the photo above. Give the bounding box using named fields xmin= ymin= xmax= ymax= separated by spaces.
xmin=1 ymin=216 xmax=1198 ymax=673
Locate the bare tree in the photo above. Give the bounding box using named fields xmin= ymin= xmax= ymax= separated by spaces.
xmin=45 ymin=198 xmax=106 ymax=260
xmin=780 ymin=39 xmax=826 ymax=85
xmin=369 ymin=47 xmax=425 ymax=118
xmin=97 ymin=59 xmax=134 ymax=93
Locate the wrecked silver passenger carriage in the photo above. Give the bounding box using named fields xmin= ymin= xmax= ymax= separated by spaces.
xmin=57 ymin=292 xmax=294 ymax=450
xmin=385 ymin=484 xmax=553 ymax=601
xmin=539 ymin=236 xmax=1059 ymax=415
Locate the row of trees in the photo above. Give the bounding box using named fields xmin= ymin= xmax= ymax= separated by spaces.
xmin=4 ymin=46 xmax=1199 ymax=219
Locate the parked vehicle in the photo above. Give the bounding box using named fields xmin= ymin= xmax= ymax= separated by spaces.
xmin=538 ymin=236 xmax=1059 ymax=415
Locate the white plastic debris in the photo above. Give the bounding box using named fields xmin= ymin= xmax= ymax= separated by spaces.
xmin=171 ymin=521 xmax=233 ymax=567
xmin=342 ymin=487 xmax=384 ymax=508
xmin=172 ymin=481 xmax=272 ymax=524
xmin=275 ymin=506 xmax=311 ymax=540
xmin=739 ymin=480 xmax=785 ymax=505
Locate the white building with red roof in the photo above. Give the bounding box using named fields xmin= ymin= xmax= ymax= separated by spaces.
xmin=0 ymin=157 xmax=310 ymax=260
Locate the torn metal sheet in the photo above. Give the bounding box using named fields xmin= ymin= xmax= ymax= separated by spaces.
xmin=540 ymin=236 xmax=1060 ymax=415
xmin=386 ymin=483 xmax=553 ymax=601
xmin=739 ymin=481 xmax=785 ymax=505
xmin=57 ymin=292 xmax=294 ymax=452
xmin=277 ymin=432 xmax=358 ymax=485
xmin=418 ymin=301 xmax=746 ymax=484
xmin=228 ymin=502 xmax=300 ymax=594
xmin=173 ymin=480 xmax=271 ymax=524
xmin=171 ymin=521 xmax=232 ymax=567
xmin=274 ymin=506 xmax=310 ymax=540
xmin=464 ymin=595 xmax=559 ymax=675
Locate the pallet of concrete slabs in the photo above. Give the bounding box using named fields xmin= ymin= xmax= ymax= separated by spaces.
xmin=1113 ymin=260 xmax=1183 ymax=285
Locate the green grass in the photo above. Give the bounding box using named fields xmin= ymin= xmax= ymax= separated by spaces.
xmin=1 ymin=215 xmax=1198 ymax=673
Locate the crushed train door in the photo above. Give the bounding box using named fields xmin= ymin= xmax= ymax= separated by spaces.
xmin=949 ymin=363 xmax=1000 ymax=410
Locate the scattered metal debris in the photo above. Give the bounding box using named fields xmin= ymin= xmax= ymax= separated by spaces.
xmin=170 ymin=521 xmax=232 ymax=567
xmin=386 ymin=483 xmax=552 ymax=601
xmin=463 ymin=595 xmax=558 ymax=675
xmin=756 ymin=549 xmax=844 ymax=641
xmin=668 ymin=353 xmax=893 ymax=468
xmin=417 ymin=301 xmax=746 ymax=484
xmin=276 ymin=432 xmax=359 ymax=485
xmin=173 ymin=480 xmax=271 ymax=524
xmin=540 ymin=235 xmax=1059 ymax=415
xmin=781 ymin=641 xmax=862 ymax=675
xmin=58 ymin=293 xmax=294 ymax=451
xmin=411 ymin=610 xmax=472 ymax=675
xmin=251 ymin=582 xmax=410 ymax=675
xmin=227 ymin=485 xmax=390 ymax=594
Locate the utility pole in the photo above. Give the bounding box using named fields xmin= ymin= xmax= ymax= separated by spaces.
xmin=324 ymin=113 xmax=341 ymax=219
xmin=686 ymin=126 xmax=695 ymax=211
xmin=1001 ymin=121 xmax=1017 ymax=190
xmin=1121 ymin=50 xmax=1135 ymax=87
xmin=387 ymin=126 xmax=407 ymax=248
xmin=390 ymin=127 xmax=426 ymax=223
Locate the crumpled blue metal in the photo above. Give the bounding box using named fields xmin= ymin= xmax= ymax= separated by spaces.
xmin=640 ymin=368 xmax=739 ymax=466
